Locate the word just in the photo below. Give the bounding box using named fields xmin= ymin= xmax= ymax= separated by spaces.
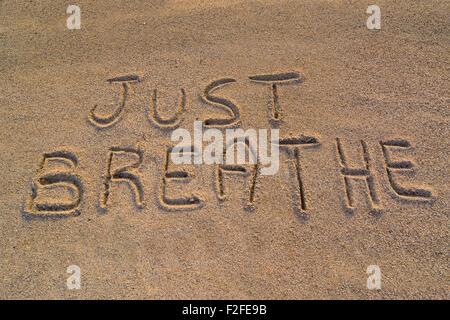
xmin=87 ymin=72 xmax=303 ymax=129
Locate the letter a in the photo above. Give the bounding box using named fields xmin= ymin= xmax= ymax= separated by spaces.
xmin=66 ymin=5 xmax=81 ymax=30
xmin=366 ymin=5 xmax=381 ymax=30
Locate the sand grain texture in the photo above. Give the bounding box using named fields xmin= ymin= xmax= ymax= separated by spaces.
xmin=0 ymin=0 xmax=448 ymax=299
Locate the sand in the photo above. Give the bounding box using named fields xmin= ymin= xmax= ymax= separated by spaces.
xmin=0 ymin=0 xmax=448 ymax=299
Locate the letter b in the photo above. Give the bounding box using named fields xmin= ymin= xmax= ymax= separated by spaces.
xmin=25 ymin=151 xmax=83 ymax=217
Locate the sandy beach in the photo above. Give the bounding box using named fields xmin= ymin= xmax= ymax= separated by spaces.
xmin=0 ymin=0 xmax=448 ymax=299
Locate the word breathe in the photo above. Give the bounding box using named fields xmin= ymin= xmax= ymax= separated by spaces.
xmin=24 ymin=138 xmax=434 ymax=218
xmin=24 ymin=71 xmax=434 ymax=220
